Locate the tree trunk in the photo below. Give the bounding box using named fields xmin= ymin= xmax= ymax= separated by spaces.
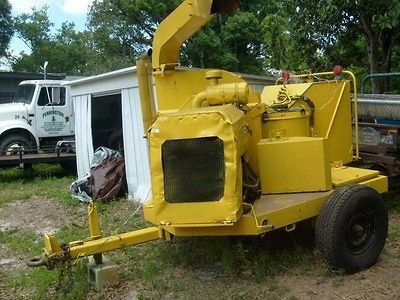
xmin=368 ymin=32 xmax=392 ymax=93
xmin=360 ymin=14 xmax=393 ymax=93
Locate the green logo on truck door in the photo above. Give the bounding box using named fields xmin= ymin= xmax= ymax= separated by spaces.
xmin=41 ymin=110 xmax=66 ymax=134
xmin=42 ymin=110 xmax=64 ymax=118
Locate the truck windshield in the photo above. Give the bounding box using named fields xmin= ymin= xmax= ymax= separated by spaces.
xmin=14 ymin=84 xmax=35 ymax=104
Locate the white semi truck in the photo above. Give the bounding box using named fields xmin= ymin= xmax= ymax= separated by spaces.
xmin=0 ymin=79 xmax=76 ymax=169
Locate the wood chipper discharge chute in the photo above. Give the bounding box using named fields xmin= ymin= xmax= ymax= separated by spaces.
xmin=28 ymin=0 xmax=388 ymax=274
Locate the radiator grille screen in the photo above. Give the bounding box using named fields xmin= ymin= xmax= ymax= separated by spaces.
xmin=162 ymin=137 xmax=225 ymax=203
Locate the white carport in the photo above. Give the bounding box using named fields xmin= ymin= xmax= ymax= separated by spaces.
xmin=68 ymin=67 xmax=151 ymax=202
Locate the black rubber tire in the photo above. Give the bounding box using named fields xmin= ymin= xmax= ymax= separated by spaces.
xmin=0 ymin=134 xmax=33 ymax=156
xmin=315 ymin=184 xmax=388 ymax=273
xmin=0 ymin=134 xmax=35 ymax=169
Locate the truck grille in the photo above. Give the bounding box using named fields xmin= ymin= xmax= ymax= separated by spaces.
xmin=162 ymin=137 xmax=225 ymax=203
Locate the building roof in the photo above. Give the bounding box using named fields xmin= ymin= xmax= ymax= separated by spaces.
xmin=68 ymin=67 xmax=136 ymax=86
xmin=67 ymin=65 xmax=276 ymax=86
xmin=20 ymin=80 xmax=69 ymax=86
xmin=0 ymin=71 xmax=65 ymax=80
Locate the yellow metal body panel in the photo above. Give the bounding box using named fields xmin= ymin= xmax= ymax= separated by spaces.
xmin=258 ymin=137 xmax=332 ymax=194
xmin=153 ymin=68 xmax=260 ymax=111
xmin=355 ymin=175 xmax=388 ymax=194
xmin=137 ymin=57 xmax=156 ymax=133
xmin=244 ymin=103 xmax=266 ymax=174
xmin=262 ymin=83 xmax=313 ymax=107
xmin=161 ymin=191 xmax=330 ymax=237
xmin=161 ymin=173 xmax=386 ymax=237
xmin=252 ymin=192 xmax=329 ymax=228
xmin=152 ymin=0 xmax=238 ymax=71
xmin=152 ymin=0 xmax=213 ymax=71
xmin=43 ymin=234 xmax=62 ymax=254
xmin=262 ymin=111 xmax=311 ymax=139
xmin=261 ymin=81 xmax=353 ymax=165
xmin=331 ymin=166 xmax=385 ymax=187
xmin=144 ymin=104 xmax=250 ymax=226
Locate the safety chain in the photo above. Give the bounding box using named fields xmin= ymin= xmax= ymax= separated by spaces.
xmin=55 ymin=244 xmax=74 ymax=295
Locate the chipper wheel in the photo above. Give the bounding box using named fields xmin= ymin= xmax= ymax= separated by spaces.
xmin=315 ymin=184 xmax=388 ymax=273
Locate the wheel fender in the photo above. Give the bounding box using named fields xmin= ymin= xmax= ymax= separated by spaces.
xmin=0 ymin=123 xmax=39 ymax=146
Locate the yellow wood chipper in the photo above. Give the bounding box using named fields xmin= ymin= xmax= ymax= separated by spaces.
xmin=28 ymin=0 xmax=388 ymax=274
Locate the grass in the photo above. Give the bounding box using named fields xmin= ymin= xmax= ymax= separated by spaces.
xmin=0 ymin=164 xmax=75 ymax=207
xmin=0 ymin=225 xmax=88 ymax=300
xmin=0 ymin=164 xmax=399 ymax=299
xmin=388 ymin=223 xmax=400 ymax=241
xmin=384 ymin=190 xmax=400 ymax=212
xmin=0 ymin=230 xmax=43 ymax=255
xmin=0 ymin=164 xmax=88 ymax=299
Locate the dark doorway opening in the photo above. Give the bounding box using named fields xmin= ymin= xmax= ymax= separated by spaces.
xmin=91 ymin=93 xmax=124 ymax=154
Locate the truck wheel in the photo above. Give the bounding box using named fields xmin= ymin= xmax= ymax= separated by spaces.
xmin=0 ymin=134 xmax=34 ymax=156
xmin=315 ymin=184 xmax=388 ymax=273
xmin=0 ymin=134 xmax=34 ymax=169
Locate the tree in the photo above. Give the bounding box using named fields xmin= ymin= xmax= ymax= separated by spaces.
xmin=88 ymin=0 xmax=266 ymax=74
xmin=14 ymin=6 xmax=52 ymax=51
xmin=88 ymin=1 xmax=180 ymax=64
xmin=263 ymin=1 xmax=361 ymax=71
xmin=12 ymin=7 xmax=93 ymax=75
xmin=0 ymin=0 xmax=13 ymax=57
xmin=263 ymin=0 xmax=400 ymax=92
xmin=353 ymin=0 xmax=400 ymax=92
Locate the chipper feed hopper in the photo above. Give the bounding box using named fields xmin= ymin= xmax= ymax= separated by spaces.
xmin=28 ymin=0 xmax=388 ymax=274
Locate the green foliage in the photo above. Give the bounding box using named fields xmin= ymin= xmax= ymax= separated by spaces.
xmin=184 ymin=10 xmax=265 ymax=73
xmin=14 ymin=7 xmax=53 ymax=50
xmin=5 ymin=0 xmax=400 ymax=88
xmin=0 ymin=0 xmax=13 ymax=57
xmin=87 ymin=0 xmax=180 ymax=72
xmin=261 ymin=0 xmax=400 ymax=80
xmin=11 ymin=7 xmax=95 ymax=75
xmin=88 ymin=0 xmax=266 ymax=74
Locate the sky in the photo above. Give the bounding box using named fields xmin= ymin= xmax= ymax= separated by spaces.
xmin=9 ymin=0 xmax=94 ymax=54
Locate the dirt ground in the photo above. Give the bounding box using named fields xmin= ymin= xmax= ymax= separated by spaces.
xmin=0 ymin=196 xmax=86 ymax=235
xmin=0 ymin=196 xmax=399 ymax=299
xmin=0 ymin=196 xmax=87 ymax=299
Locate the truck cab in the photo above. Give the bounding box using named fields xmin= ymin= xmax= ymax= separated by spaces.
xmin=0 ymin=80 xmax=74 ymax=155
